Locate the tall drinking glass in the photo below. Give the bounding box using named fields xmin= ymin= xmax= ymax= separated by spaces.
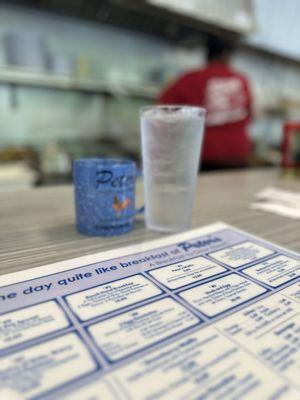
xmin=140 ymin=105 xmax=206 ymax=232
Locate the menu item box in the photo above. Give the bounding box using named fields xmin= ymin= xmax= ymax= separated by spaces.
xmin=113 ymin=326 xmax=296 ymax=400
xmin=88 ymin=297 xmax=200 ymax=362
xmin=148 ymin=257 xmax=227 ymax=289
xmin=0 ymin=333 xmax=97 ymax=399
xmin=209 ymin=241 xmax=274 ymax=268
xmin=0 ymin=300 xmax=69 ymax=350
xmin=242 ymin=255 xmax=300 ymax=287
xmin=66 ymin=274 xmax=162 ymax=321
xmin=217 ymin=293 xmax=300 ymax=387
xmin=179 ymin=273 xmax=267 ymax=317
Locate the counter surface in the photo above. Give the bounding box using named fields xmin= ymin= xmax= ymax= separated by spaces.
xmin=1 ymin=168 xmax=300 ymax=276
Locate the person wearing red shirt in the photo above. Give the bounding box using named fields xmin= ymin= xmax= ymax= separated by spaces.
xmin=158 ymin=37 xmax=252 ymax=169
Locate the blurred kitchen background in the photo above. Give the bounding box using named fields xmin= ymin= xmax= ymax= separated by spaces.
xmin=1 ymin=0 xmax=300 ymax=188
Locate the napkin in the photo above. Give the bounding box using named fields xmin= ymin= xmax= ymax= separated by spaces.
xmin=251 ymin=187 xmax=300 ymax=219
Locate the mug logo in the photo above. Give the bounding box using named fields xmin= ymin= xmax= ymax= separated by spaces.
xmin=96 ymin=170 xmax=135 ymax=189
xmin=112 ymin=195 xmax=131 ymax=215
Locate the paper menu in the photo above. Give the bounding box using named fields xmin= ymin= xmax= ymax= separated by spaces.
xmin=0 ymin=222 xmax=299 ymax=400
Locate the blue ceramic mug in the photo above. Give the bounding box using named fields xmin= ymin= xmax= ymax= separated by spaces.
xmin=73 ymin=158 xmax=142 ymax=236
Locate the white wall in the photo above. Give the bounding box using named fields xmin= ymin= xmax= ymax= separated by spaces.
xmin=0 ymin=4 xmax=174 ymax=151
xmin=1 ymin=1 xmax=300 ymax=154
xmin=247 ymin=0 xmax=300 ymax=61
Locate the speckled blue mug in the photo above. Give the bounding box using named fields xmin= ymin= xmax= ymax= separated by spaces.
xmin=73 ymin=158 xmax=142 ymax=236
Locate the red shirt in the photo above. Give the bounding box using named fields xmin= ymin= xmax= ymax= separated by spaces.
xmin=158 ymin=62 xmax=252 ymax=167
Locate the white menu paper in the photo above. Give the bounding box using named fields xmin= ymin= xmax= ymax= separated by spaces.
xmin=0 ymin=222 xmax=299 ymax=400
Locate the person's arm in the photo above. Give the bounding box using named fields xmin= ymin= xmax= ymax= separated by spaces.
xmin=243 ymin=76 xmax=253 ymax=121
xmin=242 ymin=76 xmax=256 ymax=158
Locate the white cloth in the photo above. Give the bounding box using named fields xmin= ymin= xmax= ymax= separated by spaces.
xmin=251 ymin=187 xmax=300 ymax=219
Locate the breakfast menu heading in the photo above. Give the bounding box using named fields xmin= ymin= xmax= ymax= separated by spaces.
xmin=0 ymin=222 xmax=299 ymax=400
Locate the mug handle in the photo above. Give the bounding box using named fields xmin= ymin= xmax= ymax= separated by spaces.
xmin=135 ymin=170 xmax=145 ymax=215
